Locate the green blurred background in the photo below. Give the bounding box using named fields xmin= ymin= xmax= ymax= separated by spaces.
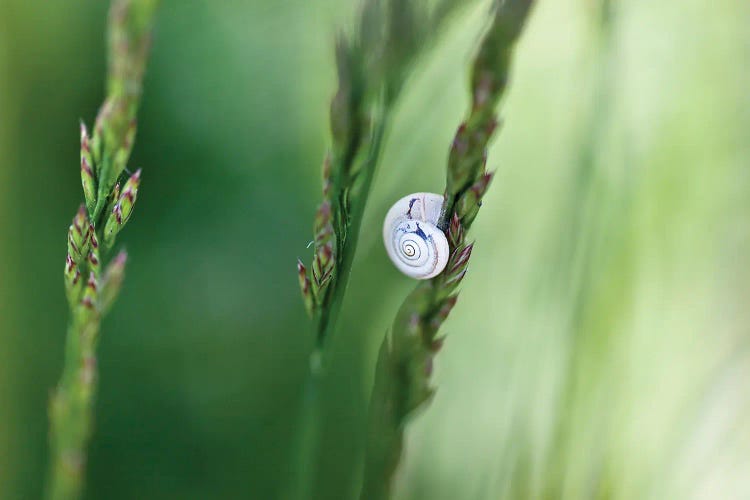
xmin=1 ymin=0 xmax=749 ymax=498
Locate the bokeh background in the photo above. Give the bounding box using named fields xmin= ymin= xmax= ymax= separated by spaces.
xmin=1 ymin=0 xmax=749 ymax=498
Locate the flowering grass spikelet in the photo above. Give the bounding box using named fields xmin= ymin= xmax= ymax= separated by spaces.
xmin=80 ymin=124 xmax=97 ymax=214
xmin=103 ymin=168 xmax=141 ymax=249
xmin=99 ymin=251 xmax=128 ymax=315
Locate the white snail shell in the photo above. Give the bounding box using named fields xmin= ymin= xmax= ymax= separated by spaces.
xmin=382 ymin=192 xmax=449 ymax=280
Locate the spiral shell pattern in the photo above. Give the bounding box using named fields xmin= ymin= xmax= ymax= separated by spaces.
xmin=382 ymin=192 xmax=449 ymax=280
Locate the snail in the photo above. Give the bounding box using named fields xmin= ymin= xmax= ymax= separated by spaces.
xmin=382 ymin=192 xmax=449 ymax=280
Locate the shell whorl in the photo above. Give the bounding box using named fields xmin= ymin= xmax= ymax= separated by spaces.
xmin=382 ymin=192 xmax=449 ymax=280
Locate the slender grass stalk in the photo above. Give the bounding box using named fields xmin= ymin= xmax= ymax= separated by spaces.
xmin=46 ymin=2 xmax=158 ymax=499
xmin=288 ymin=2 xmax=467 ymax=499
xmin=360 ymin=1 xmax=534 ymax=497
xmin=297 ymin=0 xmax=468 ymax=354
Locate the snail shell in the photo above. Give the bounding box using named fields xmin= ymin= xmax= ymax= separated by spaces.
xmin=382 ymin=192 xmax=449 ymax=280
